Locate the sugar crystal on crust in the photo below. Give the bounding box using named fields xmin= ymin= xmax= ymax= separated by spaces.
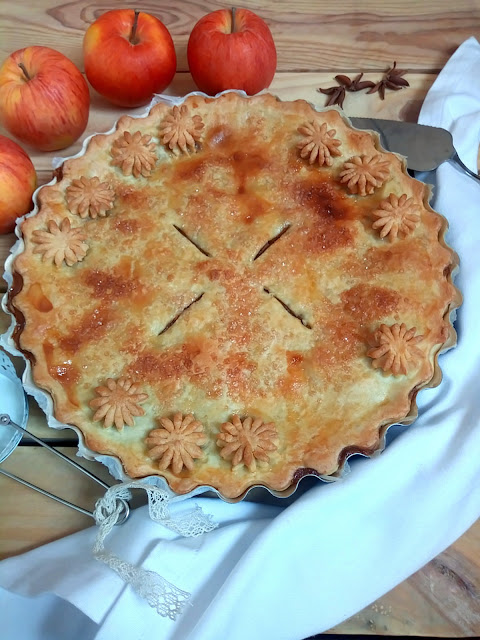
xmin=159 ymin=104 xmax=204 ymax=155
xmin=146 ymin=413 xmax=207 ymax=474
xmin=217 ymin=415 xmax=278 ymax=472
xmin=66 ymin=176 xmax=115 ymax=219
xmin=32 ymin=218 xmax=88 ymax=267
xmin=297 ymin=120 xmax=342 ymax=166
xmin=367 ymin=323 xmax=424 ymax=376
xmin=372 ymin=193 xmax=420 ymax=240
xmin=340 ymin=154 xmax=390 ymax=195
xmin=90 ymin=376 xmax=148 ymax=430
xmin=111 ymin=130 xmax=157 ymax=178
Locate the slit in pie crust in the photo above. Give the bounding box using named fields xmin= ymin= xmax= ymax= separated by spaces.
xmin=7 ymin=93 xmax=461 ymax=500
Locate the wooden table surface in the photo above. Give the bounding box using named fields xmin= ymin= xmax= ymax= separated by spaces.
xmin=0 ymin=1 xmax=479 ymax=636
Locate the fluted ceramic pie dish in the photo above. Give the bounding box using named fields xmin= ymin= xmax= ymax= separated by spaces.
xmin=1 ymin=91 xmax=461 ymax=501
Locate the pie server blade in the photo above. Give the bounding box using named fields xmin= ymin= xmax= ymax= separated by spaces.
xmin=350 ymin=117 xmax=480 ymax=182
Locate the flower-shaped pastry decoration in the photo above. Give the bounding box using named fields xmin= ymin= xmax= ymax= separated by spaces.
xmin=159 ymin=105 xmax=204 ymax=155
xmin=146 ymin=413 xmax=207 ymax=474
xmin=111 ymin=130 xmax=157 ymax=178
xmin=66 ymin=176 xmax=116 ymax=219
xmin=89 ymin=377 xmax=148 ymax=430
xmin=217 ymin=415 xmax=278 ymax=472
xmin=371 ymin=193 xmax=420 ymax=240
xmin=297 ymin=121 xmax=342 ymax=166
xmin=339 ymin=154 xmax=390 ymax=195
xmin=32 ymin=218 xmax=88 ymax=267
xmin=367 ymin=323 xmax=424 ymax=376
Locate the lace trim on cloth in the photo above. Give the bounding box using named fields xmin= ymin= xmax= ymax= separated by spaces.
xmin=92 ymin=481 xmax=217 ymax=620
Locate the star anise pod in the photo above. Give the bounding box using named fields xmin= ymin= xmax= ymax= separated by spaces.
xmin=367 ymin=61 xmax=410 ymax=100
xmin=318 ymin=84 xmax=346 ymax=108
xmin=318 ymin=73 xmax=375 ymax=108
xmin=335 ymin=73 xmax=375 ymax=92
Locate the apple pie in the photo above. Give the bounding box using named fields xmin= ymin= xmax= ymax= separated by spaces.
xmin=6 ymin=92 xmax=460 ymax=499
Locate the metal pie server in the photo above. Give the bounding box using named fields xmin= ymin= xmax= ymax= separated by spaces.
xmin=350 ymin=117 xmax=480 ymax=182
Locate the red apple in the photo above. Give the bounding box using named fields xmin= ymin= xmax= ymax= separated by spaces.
xmin=0 ymin=47 xmax=90 ymax=152
xmin=187 ymin=8 xmax=277 ymax=96
xmin=83 ymin=9 xmax=177 ymax=107
xmin=0 ymin=135 xmax=36 ymax=234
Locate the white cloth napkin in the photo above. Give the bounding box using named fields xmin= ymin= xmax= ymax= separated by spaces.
xmin=1 ymin=37 xmax=480 ymax=640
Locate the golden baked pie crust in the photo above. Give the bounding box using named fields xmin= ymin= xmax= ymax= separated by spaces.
xmin=8 ymin=93 xmax=460 ymax=499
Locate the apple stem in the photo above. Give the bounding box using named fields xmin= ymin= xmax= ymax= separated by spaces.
xmin=18 ymin=62 xmax=31 ymax=82
xmin=231 ymin=7 xmax=237 ymax=33
xmin=130 ymin=9 xmax=140 ymax=44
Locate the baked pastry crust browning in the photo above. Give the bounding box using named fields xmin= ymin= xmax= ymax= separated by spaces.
xmin=8 ymin=93 xmax=460 ymax=499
